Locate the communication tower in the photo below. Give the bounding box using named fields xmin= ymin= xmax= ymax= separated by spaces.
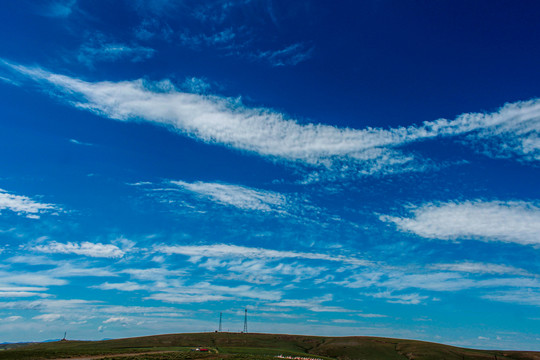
xmin=243 ymin=308 xmax=248 ymax=333
xmin=219 ymin=312 xmax=222 ymax=332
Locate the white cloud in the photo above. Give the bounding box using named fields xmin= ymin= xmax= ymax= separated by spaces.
xmin=483 ymin=289 xmax=540 ymax=306
xmin=103 ymin=316 xmax=129 ymax=324
xmin=0 ymin=299 xmax=95 ymax=311
xmin=379 ymin=272 xmax=476 ymax=292
xmin=39 ymin=0 xmax=76 ymax=18
xmin=200 ymin=258 xmax=327 ymax=285
xmin=0 ymin=271 xmax=67 ymax=287
xmin=7 ymin=255 xmax=57 ymax=265
xmin=430 ymin=262 xmax=529 ymax=276
xmin=179 ymin=28 xmax=237 ymax=49
xmin=147 ymin=282 xmax=282 ymax=305
xmin=78 ymin=34 xmax=155 ymax=66
xmin=0 ymin=188 xmax=58 ymax=219
xmin=268 ymin=295 xmax=349 ymax=312
xmin=0 ymin=300 xmax=188 ymax=327
xmin=45 ymin=262 xmax=118 ymax=277
xmin=134 ymin=18 xmax=173 ymax=42
xmin=0 ymin=286 xmax=49 ymax=293
xmin=181 ymin=77 xmax=212 ymax=94
xmin=381 ymin=200 xmax=540 ymax=245
xmin=340 ymin=265 xmax=540 ymax=295
xmin=93 ymin=282 xmax=146 ymax=292
xmin=332 ymin=319 xmax=356 ymax=323
xmin=69 ymin=138 xmax=93 ymax=146
xmin=97 ymin=305 xmax=187 ymax=316
xmin=0 ymin=291 xmax=50 ymax=298
xmin=32 ymin=241 xmax=125 ymax=258
xmin=4 ymin=316 xmax=22 ymax=321
xmin=357 ymin=313 xmax=388 ymax=318
xmin=337 ymin=264 xmax=540 ymax=307
xmin=333 ymin=269 xmax=385 ymax=289
xmin=146 ymin=293 xmax=231 ymax=304
xmin=181 ymin=4 xmax=311 ymax=67
xmin=155 ymin=243 xmax=370 ymax=267
xmin=122 ymin=268 xmax=185 ymax=281
xmin=364 ymin=291 xmax=428 ymax=305
xmin=2 ymin=61 xmax=538 ymax=175
xmin=253 ymin=43 xmax=314 ymax=67
xmin=171 ymin=181 xmax=286 ymax=212
xmin=32 ymin=313 xmax=63 ymax=322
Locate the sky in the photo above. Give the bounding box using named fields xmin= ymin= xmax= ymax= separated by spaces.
xmin=0 ymin=0 xmax=539 ymax=351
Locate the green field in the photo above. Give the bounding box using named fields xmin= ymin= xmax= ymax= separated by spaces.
xmin=0 ymin=332 xmax=539 ymax=360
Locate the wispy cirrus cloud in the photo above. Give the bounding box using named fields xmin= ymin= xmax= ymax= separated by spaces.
xmin=1 ymin=60 xmax=539 ymax=178
xmin=155 ymin=243 xmax=371 ymax=267
xmin=181 ymin=77 xmax=212 ymax=94
xmin=179 ymin=28 xmax=238 ymax=49
xmin=146 ymin=293 xmax=231 ymax=304
xmin=0 ymin=299 xmax=184 ymax=323
xmin=121 ymin=267 xmax=185 ymax=281
xmin=430 ymin=262 xmax=530 ymax=276
xmin=102 ymin=316 xmax=130 ymax=324
xmin=134 ymin=18 xmax=174 ymax=42
xmin=92 ymin=282 xmax=147 ymax=292
xmin=170 ymin=180 xmax=287 ymax=212
xmin=378 ymin=272 xmax=476 ymax=292
xmin=0 ymin=299 xmax=94 ymax=311
xmin=0 ymin=188 xmax=59 ymax=219
xmin=78 ymin=34 xmax=156 ymax=66
xmin=268 ymin=294 xmax=348 ymax=312
xmin=89 ymin=262 xmax=283 ymax=304
xmin=338 ymin=264 xmax=540 ymax=305
xmin=358 ymin=313 xmax=388 ymax=318
xmin=380 ymin=200 xmax=540 ymax=245
xmin=69 ymin=138 xmax=94 ymax=146
xmin=0 ymin=286 xmax=50 ymax=299
xmin=364 ymin=291 xmax=429 ymax=305
xmin=199 ymin=258 xmax=327 ymax=285
xmin=146 ymin=282 xmax=282 ymax=304
xmin=0 ymin=271 xmax=67 ymax=287
xmin=180 ymin=1 xmax=313 ymax=67
xmin=38 ymin=0 xmax=76 ymax=18
xmin=252 ymin=42 xmax=314 ymax=67
xmin=482 ymin=289 xmax=540 ymax=306
xmin=32 ymin=313 xmax=63 ymax=322
xmin=134 ymin=179 xmax=342 ymax=229
xmin=45 ymin=262 xmax=117 ymax=277
xmin=31 ymin=241 xmax=125 ymax=258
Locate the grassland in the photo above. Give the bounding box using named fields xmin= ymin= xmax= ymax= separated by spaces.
xmin=0 ymin=332 xmax=539 ymax=360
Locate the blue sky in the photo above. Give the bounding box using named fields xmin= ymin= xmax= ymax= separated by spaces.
xmin=0 ymin=0 xmax=539 ymax=350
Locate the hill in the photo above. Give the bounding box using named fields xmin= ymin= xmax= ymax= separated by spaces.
xmin=0 ymin=332 xmax=539 ymax=360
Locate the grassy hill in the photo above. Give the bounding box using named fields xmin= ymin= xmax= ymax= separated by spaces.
xmin=0 ymin=332 xmax=539 ymax=360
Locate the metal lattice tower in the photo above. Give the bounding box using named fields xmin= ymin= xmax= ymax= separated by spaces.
xmin=219 ymin=312 xmax=222 ymax=332
xmin=243 ymin=308 xmax=248 ymax=333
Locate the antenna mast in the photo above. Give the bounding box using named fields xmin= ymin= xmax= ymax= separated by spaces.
xmin=243 ymin=308 xmax=248 ymax=333
xmin=219 ymin=312 xmax=222 ymax=332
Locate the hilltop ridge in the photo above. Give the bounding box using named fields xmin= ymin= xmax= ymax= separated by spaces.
xmin=1 ymin=332 xmax=540 ymax=360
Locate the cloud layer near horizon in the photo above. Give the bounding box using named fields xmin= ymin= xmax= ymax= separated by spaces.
xmin=2 ymin=60 xmax=539 ymax=176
